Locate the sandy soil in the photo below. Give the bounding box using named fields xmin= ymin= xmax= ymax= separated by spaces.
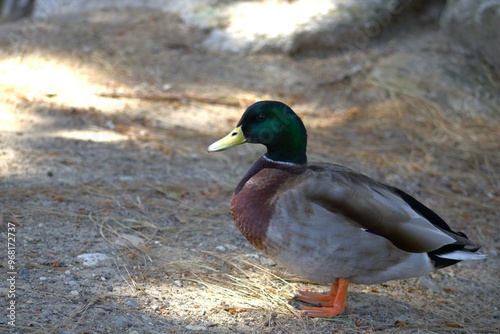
xmin=1 ymin=6 xmax=499 ymax=334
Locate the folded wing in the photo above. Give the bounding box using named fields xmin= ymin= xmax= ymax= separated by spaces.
xmin=304 ymin=164 xmax=483 ymax=259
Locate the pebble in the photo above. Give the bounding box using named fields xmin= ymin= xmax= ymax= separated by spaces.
xmin=77 ymin=253 xmax=108 ymax=266
xmin=162 ymin=83 xmax=173 ymax=91
xmin=124 ymin=298 xmax=139 ymax=308
xmin=118 ymin=175 xmax=134 ymax=182
xmin=70 ymin=290 xmax=79 ymax=296
xmin=224 ymin=244 xmax=238 ymax=251
xmin=18 ymin=269 xmax=29 ymax=277
xmin=39 ymin=276 xmax=48 ymax=281
xmin=215 ymin=244 xmax=237 ymax=252
xmin=394 ymin=315 xmax=409 ymax=323
xmin=260 ymin=256 xmax=276 ymax=266
xmin=245 ymin=253 xmax=260 ymax=260
xmin=115 ymin=316 xmax=130 ymax=328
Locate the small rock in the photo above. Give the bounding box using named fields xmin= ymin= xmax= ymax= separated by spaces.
xmin=260 ymin=256 xmax=276 ymax=266
xmin=124 ymin=298 xmax=138 ymax=308
xmin=394 ymin=315 xmax=409 ymax=324
xmin=215 ymin=245 xmax=226 ymax=252
xmin=245 ymin=253 xmax=260 ymax=260
xmin=77 ymin=253 xmax=108 ymax=266
xmin=118 ymin=176 xmax=134 ymax=182
xmin=114 ymin=316 xmax=130 ymax=328
xmin=223 ymin=244 xmax=238 ymax=251
xmin=39 ymin=276 xmax=48 ymax=281
xmin=18 ymin=269 xmax=29 ymax=277
xmin=70 ymin=290 xmax=79 ymax=296
xmin=64 ymin=270 xmax=71 ymax=275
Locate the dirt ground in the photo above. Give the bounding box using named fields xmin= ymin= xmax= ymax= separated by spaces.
xmin=1 ymin=6 xmax=499 ymax=334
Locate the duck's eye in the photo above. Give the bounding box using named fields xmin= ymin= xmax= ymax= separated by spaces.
xmin=256 ymin=114 xmax=266 ymax=122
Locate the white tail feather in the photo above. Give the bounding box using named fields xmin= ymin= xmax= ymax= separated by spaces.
xmin=436 ymin=251 xmax=487 ymax=261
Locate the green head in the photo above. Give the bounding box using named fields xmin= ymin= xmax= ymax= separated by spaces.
xmin=208 ymin=101 xmax=307 ymax=164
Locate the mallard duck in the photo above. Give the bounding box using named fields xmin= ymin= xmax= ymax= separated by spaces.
xmin=207 ymin=101 xmax=486 ymax=317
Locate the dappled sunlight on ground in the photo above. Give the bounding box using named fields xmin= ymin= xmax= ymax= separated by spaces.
xmin=0 ymin=54 xmax=129 ymax=112
xmin=47 ymin=128 xmax=128 ymax=142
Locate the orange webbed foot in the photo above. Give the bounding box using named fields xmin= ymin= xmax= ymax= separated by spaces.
xmin=294 ymin=283 xmax=338 ymax=307
xmin=295 ymin=278 xmax=349 ymax=318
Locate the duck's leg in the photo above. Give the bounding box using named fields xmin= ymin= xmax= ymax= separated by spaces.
xmin=296 ymin=278 xmax=350 ymax=317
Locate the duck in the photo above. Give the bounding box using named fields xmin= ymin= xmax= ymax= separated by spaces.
xmin=207 ymin=100 xmax=486 ymax=317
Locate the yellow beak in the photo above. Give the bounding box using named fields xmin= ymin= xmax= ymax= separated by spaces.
xmin=208 ymin=126 xmax=247 ymax=152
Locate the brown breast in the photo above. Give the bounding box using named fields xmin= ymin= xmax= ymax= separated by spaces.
xmin=230 ymin=156 xmax=305 ymax=251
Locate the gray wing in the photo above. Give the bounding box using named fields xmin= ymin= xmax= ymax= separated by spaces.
xmin=303 ymin=163 xmax=472 ymax=253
